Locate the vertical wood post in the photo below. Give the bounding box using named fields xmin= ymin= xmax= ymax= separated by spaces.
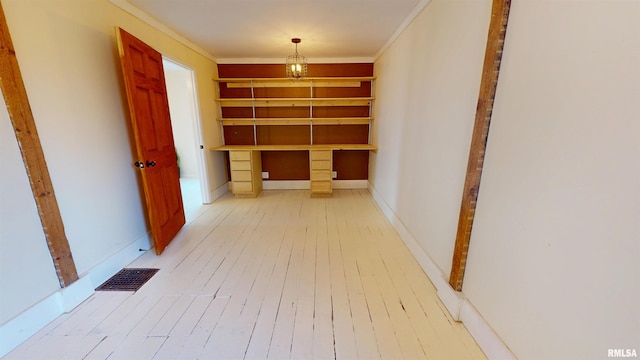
xmin=449 ymin=0 xmax=511 ymax=291
xmin=0 ymin=3 xmax=78 ymax=287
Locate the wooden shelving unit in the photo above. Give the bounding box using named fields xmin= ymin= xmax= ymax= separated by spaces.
xmin=213 ymin=74 xmax=376 ymax=197
xmin=219 ymin=117 xmax=372 ymax=126
xmin=214 ymin=77 xmax=375 ymax=143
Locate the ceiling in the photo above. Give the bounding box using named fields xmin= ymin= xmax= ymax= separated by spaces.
xmin=118 ymin=0 xmax=430 ymax=62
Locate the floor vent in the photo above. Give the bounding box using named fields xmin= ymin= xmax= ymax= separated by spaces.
xmin=95 ymin=268 xmax=159 ymax=292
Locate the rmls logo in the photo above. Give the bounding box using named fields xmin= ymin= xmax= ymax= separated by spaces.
xmin=608 ymin=349 xmax=638 ymax=358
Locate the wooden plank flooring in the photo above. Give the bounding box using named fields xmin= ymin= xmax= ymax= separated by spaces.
xmin=4 ymin=190 xmax=486 ymax=360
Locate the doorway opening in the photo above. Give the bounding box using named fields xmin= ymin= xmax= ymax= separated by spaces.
xmin=162 ymin=58 xmax=206 ymax=223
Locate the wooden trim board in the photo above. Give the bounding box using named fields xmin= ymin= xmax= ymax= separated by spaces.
xmin=219 ymin=117 xmax=372 ymax=126
xmin=211 ymin=144 xmax=378 ymax=152
xmin=449 ymin=0 xmax=511 ymax=291
xmin=0 ymin=4 xmax=78 ymax=287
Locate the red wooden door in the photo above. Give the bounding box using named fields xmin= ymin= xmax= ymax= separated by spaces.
xmin=116 ymin=28 xmax=185 ymax=255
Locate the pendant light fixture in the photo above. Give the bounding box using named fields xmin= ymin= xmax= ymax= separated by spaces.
xmin=286 ymin=38 xmax=307 ymax=80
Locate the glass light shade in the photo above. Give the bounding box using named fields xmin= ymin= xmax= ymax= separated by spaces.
xmin=286 ymin=54 xmax=307 ymax=80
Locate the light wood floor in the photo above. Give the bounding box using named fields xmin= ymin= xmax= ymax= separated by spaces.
xmin=5 ymin=190 xmax=486 ymax=360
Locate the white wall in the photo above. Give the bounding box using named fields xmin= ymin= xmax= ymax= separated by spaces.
xmin=371 ymin=0 xmax=491 ymax=276
xmin=0 ymin=97 xmax=61 ymax=326
xmin=164 ymin=64 xmax=200 ymax=179
xmin=462 ymin=1 xmax=640 ymax=359
xmin=3 ymin=0 xmax=147 ymax=275
xmin=372 ymin=0 xmax=640 ymax=359
xmin=0 ymin=0 xmax=224 ymax=349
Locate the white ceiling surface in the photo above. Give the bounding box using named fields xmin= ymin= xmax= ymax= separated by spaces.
xmin=122 ymin=0 xmax=429 ymax=62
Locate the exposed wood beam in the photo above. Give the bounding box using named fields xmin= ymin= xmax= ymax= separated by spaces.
xmin=449 ymin=0 xmax=511 ymax=291
xmin=0 ymin=3 xmax=78 ymax=287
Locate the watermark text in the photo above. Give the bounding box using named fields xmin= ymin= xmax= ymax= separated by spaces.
xmin=608 ymin=349 xmax=638 ymax=358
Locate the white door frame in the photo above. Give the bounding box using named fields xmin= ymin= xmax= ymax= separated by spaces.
xmin=162 ymin=56 xmax=212 ymax=203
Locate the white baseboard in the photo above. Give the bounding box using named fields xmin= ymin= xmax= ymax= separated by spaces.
xmin=58 ymin=275 xmax=94 ymax=313
xmin=367 ymin=183 xmax=463 ymax=318
xmin=263 ymin=180 xmax=310 ymax=190
xmin=207 ymin=182 xmax=230 ymax=203
xmin=332 ymin=180 xmax=369 ymax=189
xmin=262 ymin=180 xmax=369 ymax=190
xmin=0 ymin=292 xmax=63 ymax=357
xmin=86 ymin=232 xmax=153 ymax=287
xmin=368 ymin=182 xmax=516 ymax=360
xmin=0 ymin=232 xmax=151 ymax=358
xmin=460 ymin=301 xmax=517 ymax=360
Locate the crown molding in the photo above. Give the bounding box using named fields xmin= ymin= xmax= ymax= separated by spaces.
xmin=109 ymin=0 xmax=433 ymax=64
xmin=374 ymin=0 xmax=433 ymax=61
xmin=108 ymin=0 xmax=217 ymax=62
xmin=216 ymin=57 xmax=375 ymax=65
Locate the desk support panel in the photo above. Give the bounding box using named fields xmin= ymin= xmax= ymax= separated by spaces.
xmin=229 ymin=150 xmax=262 ymax=197
xmin=215 ymin=145 xmax=377 ymax=198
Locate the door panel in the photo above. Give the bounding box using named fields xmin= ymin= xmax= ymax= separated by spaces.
xmin=117 ymin=28 xmax=185 ymax=254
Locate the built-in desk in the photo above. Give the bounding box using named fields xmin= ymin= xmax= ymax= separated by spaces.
xmin=212 ymin=144 xmax=378 ymax=197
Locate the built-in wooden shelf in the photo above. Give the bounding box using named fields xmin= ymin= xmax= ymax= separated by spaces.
xmin=218 ymin=117 xmax=372 ymax=126
xmin=213 ymin=72 xmax=377 ymax=197
xmin=212 ymin=144 xmax=378 ymax=197
xmin=215 ymin=77 xmax=375 ymax=89
xmin=216 ymin=97 xmax=373 ymax=107
xmin=212 ymin=144 xmax=378 ymax=152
